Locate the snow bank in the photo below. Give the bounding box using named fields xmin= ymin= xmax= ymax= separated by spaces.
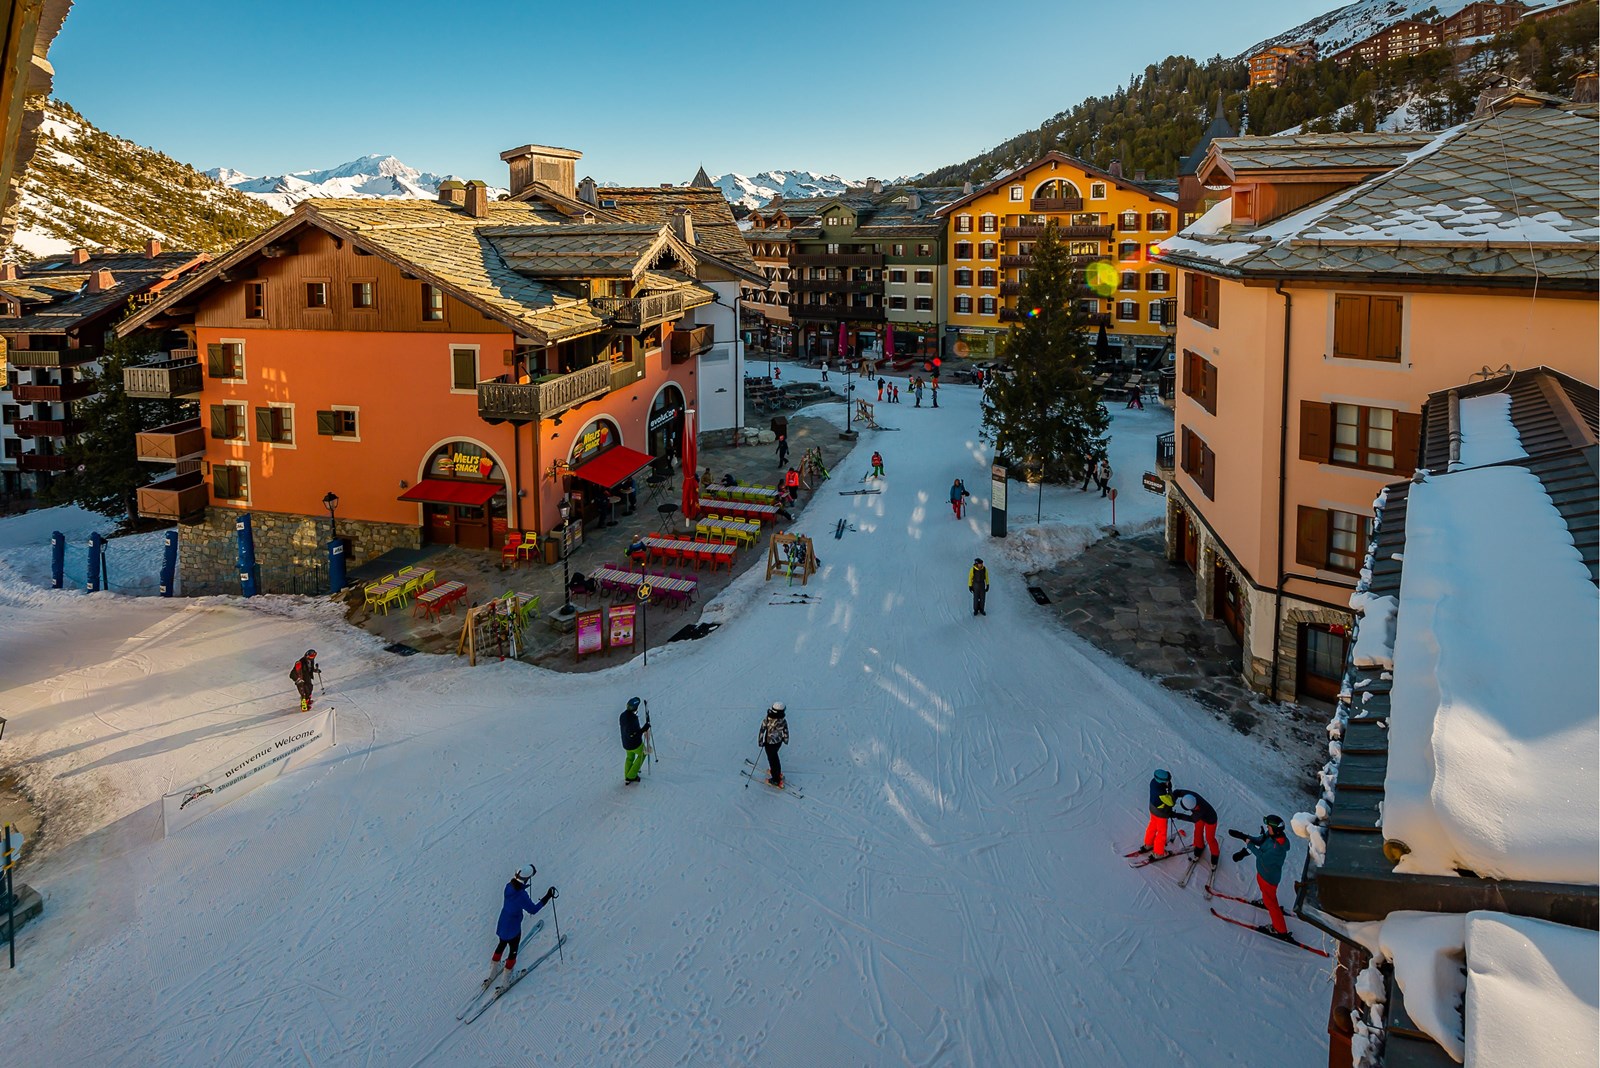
xmin=1464 ymin=913 xmax=1599 ymax=1068
xmin=1384 ymin=466 xmax=1600 ymax=883
xmin=1454 ymin=392 xmax=1523 ymax=469
xmin=0 ymin=505 xmax=165 ymax=602
xmin=1380 ymin=911 xmax=1469 ymax=1061
xmin=1349 ymin=591 xmax=1398 ymax=670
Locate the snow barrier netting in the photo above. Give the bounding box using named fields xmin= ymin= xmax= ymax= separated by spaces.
xmin=161 ymin=708 xmax=338 ymax=836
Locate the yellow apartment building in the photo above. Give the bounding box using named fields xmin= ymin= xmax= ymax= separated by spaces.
xmin=934 ymin=153 xmax=1178 ymax=362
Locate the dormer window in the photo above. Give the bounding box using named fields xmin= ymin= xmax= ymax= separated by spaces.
xmin=1090 ymin=183 xmax=1107 ymax=200
xmin=1232 ymin=188 xmax=1255 ymax=223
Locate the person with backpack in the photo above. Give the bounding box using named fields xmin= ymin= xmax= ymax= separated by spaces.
xmin=620 ymin=696 xmax=652 ymax=785
xmin=870 ymin=451 xmax=885 ymax=478
xmin=1136 ymin=768 xmax=1176 ymax=859
xmin=1231 ymin=815 xmax=1292 ymax=937
xmin=1096 ymin=456 xmax=1114 ymax=498
xmin=968 ymin=557 xmax=989 ymax=616
xmin=949 ymin=478 xmax=971 ymax=519
xmin=1171 ymin=788 xmax=1220 ymax=868
xmin=486 ymin=864 xmax=556 ymax=992
xmin=757 ymin=701 xmax=789 ymax=788
xmin=289 ymin=650 xmax=321 ymax=712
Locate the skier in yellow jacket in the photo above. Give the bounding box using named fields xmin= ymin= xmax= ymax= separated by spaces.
xmin=969 ymin=558 xmax=989 ymax=616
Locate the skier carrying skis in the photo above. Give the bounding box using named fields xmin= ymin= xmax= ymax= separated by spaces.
xmin=870 ymin=451 xmax=885 ymax=478
xmin=950 ymin=478 xmax=971 ymax=519
xmin=489 ymin=865 xmax=555 ymax=988
xmin=1171 ymin=788 xmax=1220 ymax=867
xmin=757 ymin=701 xmax=789 ymax=788
xmin=1231 ymin=815 xmax=1291 ymax=936
xmin=620 ymin=696 xmax=651 ymax=785
xmin=1138 ymin=768 xmax=1175 ymax=858
xmin=969 ymin=557 xmax=989 ymax=616
xmin=289 ymin=650 xmax=321 ymax=712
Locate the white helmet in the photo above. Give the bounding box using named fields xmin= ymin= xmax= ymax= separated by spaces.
xmin=769 ymin=701 xmax=786 ymax=714
xmin=1175 ymin=794 xmax=1197 ymax=815
xmin=513 ymin=864 xmax=536 ymax=884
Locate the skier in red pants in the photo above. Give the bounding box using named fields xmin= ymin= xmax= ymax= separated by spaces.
xmin=949 ymin=478 xmax=970 ymax=519
xmin=1137 ymin=768 xmax=1175 ymax=858
xmin=1231 ymin=815 xmax=1291 ymax=936
xmin=1170 ymin=789 xmax=1220 ymax=868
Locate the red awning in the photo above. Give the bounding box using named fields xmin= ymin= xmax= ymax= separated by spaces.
xmin=398 ymin=479 xmax=501 ymax=507
xmin=571 ymin=446 xmax=655 ymax=489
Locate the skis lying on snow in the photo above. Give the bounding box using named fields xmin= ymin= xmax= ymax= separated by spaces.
xmin=838 ymin=489 xmax=881 ymax=495
xmin=834 ymin=518 xmax=848 ymax=540
xmin=742 ymin=758 xmax=804 ymax=798
xmin=1122 ymin=828 xmax=1188 ymax=863
xmin=1128 ymin=850 xmax=1190 ymax=869
xmin=1208 ymin=908 xmax=1329 ymax=957
xmin=1176 ymin=853 xmax=1205 ymax=888
xmin=460 ymin=933 xmax=568 ymax=1024
xmin=458 ymin=921 xmax=544 ymax=1020
xmin=770 ymin=592 xmax=822 ymax=606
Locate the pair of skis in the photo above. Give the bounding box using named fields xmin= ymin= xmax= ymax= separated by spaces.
xmin=742 ymin=758 xmax=804 ymax=798
xmin=456 ymin=922 xmax=569 ymax=1024
xmin=1205 ymin=895 xmax=1329 ymax=957
xmin=770 ymin=593 xmax=822 ymax=606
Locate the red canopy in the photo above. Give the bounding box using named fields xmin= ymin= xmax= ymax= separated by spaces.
xmin=571 ymin=445 xmax=655 ymax=489
xmin=398 ymin=479 xmax=500 ymax=506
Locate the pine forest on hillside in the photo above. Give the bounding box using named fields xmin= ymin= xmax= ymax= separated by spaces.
xmin=925 ymin=6 xmax=1597 ymax=186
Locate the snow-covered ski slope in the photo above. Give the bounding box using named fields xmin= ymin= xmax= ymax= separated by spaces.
xmin=0 ymin=374 xmax=1328 ymax=1065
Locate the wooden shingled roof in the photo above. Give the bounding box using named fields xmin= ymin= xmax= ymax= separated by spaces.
xmin=1 ymin=248 xmax=209 ymax=335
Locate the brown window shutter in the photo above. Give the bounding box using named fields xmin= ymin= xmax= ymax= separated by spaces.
xmin=1182 ymin=350 xmax=1196 ymax=397
xmin=1369 ymin=296 xmax=1403 ymax=361
xmin=209 ymin=404 xmax=228 ymax=438
xmin=1296 ymin=506 xmax=1329 ymax=567
xmin=316 ymin=410 xmax=338 ymax=435
xmin=1205 ymin=277 xmax=1219 ymax=326
xmin=1203 ymin=361 xmax=1218 ymax=414
xmin=255 ymin=406 xmax=271 ymax=442
xmin=1332 ymin=294 xmax=1370 ymax=359
xmin=1299 ymin=401 xmax=1332 ymax=462
xmin=1200 ymin=442 xmax=1216 ymax=499
xmin=1394 ymin=411 xmax=1422 ymax=473
xmin=207 ymin=343 xmax=228 ymax=378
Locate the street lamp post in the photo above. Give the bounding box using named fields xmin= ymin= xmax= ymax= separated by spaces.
xmin=558 ymin=496 xmax=574 ymax=614
xmin=322 ymin=491 xmax=339 ymax=539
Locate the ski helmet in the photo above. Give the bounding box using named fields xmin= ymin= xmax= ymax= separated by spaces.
xmin=974 ymin=557 xmax=983 ymax=565
xmin=1263 ymin=815 xmax=1286 ymax=835
xmin=305 ymin=649 xmax=317 ymax=659
xmin=626 ymin=697 xmax=641 ymax=711
xmin=1175 ymin=794 xmax=1197 ymax=815
xmin=769 ymin=701 xmax=786 ymax=714
xmin=1153 ymin=768 xmax=1171 ymax=784
xmin=513 ymin=864 xmax=536 ymax=884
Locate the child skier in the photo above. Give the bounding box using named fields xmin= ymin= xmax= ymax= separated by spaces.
xmin=784 ymin=466 xmax=802 ymax=504
xmin=870 ymin=451 xmax=885 ymax=478
xmin=1231 ymin=815 xmax=1291 ymax=936
xmin=949 ymin=478 xmax=971 ymax=519
xmin=968 ymin=557 xmax=989 ymax=616
xmin=488 ymin=865 xmax=556 ymax=991
xmin=757 ymin=701 xmax=789 ymax=788
xmin=620 ymin=696 xmax=651 ymax=784
xmin=1138 ymin=768 xmax=1175 ymax=858
xmin=289 ymin=650 xmax=320 ymax=711
xmin=1171 ymin=788 xmax=1220 ymax=867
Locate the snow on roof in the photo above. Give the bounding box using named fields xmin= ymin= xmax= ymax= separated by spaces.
xmin=1454 ymin=393 xmax=1523 ymax=469
xmin=1382 ymin=454 xmax=1600 ymax=883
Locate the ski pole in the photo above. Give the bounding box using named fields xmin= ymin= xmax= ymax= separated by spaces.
xmin=317 ymin=668 xmax=325 ymax=696
xmin=550 ymin=888 xmax=563 ymax=963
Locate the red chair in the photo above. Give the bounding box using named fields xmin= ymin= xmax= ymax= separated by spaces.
xmin=500 ymin=533 xmax=523 ymax=566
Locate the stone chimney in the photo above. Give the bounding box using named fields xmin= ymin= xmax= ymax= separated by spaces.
xmin=87 ymin=268 xmax=116 ymax=293
xmin=0 ymin=263 xmax=16 ymax=281
xmin=1134 ymin=169 xmax=1147 ymax=182
xmin=865 ymin=178 xmax=882 ymax=194
xmin=71 ymin=247 xmax=90 ymax=265
xmin=499 ymin=142 xmax=583 ymax=199
xmin=1108 ymin=160 xmax=1123 ymax=178
xmin=577 ymin=176 xmax=598 ymax=205
xmin=145 ymin=238 xmax=163 ymax=257
xmin=907 ymin=192 xmax=922 ymax=210
xmin=1571 ymin=72 xmax=1597 ymax=104
xmin=464 ymin=180 xmax=491 ymax=219
xmin=962 ymin=180 xmax=973 ymax=195
xmin=670 ymin=208 xmax=695 ymax=246
xmin=437 ymin=179 xmax=466 ymax=206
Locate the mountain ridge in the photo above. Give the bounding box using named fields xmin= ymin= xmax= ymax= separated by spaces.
xmin=204 ymin=154 xmax=509 ymax=213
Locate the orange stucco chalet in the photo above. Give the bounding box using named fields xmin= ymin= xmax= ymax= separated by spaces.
xmin=119 ymin=147 xmax=764 ymax=590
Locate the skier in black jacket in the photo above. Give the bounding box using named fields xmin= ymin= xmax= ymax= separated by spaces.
xmin=620 ymin=697 xmax=651 ymax=784
xmin=289 ymin=650 xmax=320 ymax=711
xmin=1170 ymin=788 xmax=1220 ymax=867
xmin=757 ymin=702 xmax=789 ymax=788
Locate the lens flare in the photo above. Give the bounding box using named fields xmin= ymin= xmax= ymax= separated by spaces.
xmin=1085 ymin=259 xmax=1118 ymax=297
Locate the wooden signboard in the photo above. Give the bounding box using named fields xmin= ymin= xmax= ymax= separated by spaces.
xmin=1142 ymin=472 xmax=1166 ymax=495
xmin=575 ymin=608 xmax=605 ymax=661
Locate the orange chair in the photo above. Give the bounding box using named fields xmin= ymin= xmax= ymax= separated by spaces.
xmin=500 ymin=533 xmax=523 ymax=566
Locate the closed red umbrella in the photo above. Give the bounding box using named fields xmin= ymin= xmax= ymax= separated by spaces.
xmin=884 ymin=323 xmax=895 ymax=362
xmin=838 ymin=321 xmax=846 ymax=361
xmin=680 ymin=408 xmax=699 ymax=519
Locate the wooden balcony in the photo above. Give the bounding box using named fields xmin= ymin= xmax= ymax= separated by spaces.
xmin=1062 ymin=224 xmax=1114 ymax=241
xmin=17 ymin=452 xmax=68 ymax=472
xmin=591 ymin=289 xmax=706 ymax=332
xmin=670 ymin=323 xmax=714 ymax=363
xmin=1000 ymin=225 xmax=1045 ymax=240
xmin=998 ymin=308 xmax=1030 ymax=322
xmin=135 ymin=418 xmax=207 ymax=463
xmin=790 ymin=277 xmax=878 ymax=293
xmin=1030 ymin=195 xmax=1083 ymax=213
xmin=124 ymin=357 xmax=203 ymax=400
xmin=137 ymin=470 xmax=208 ymax=523
xmin=11 ymin=379 xmax=95 ymax=403
xmin=1155 ymin=298 xmax=1178 ymax=330
xmin=1000 ymin=255 xmax=1033 ymax=268
xmin=476 ymin=361 xmax=612 ymax=424
xmin=793 ymin=304 xmax=886 ymax=322
xmin=3 ymin=348 xmax=97 ymax=368
xmin=1156 ymin=431 xmax=1175 ymax=472
xmin=788 ymin=253 xmax=884 ymax=268
xmin=11 ymin=418 xmax=83 ymax=438
xmin=999 ymin=282 xmax=1024 ymax=297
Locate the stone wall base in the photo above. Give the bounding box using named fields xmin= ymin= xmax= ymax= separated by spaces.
xmin=179 ymin=508 xmax=420 ymax=596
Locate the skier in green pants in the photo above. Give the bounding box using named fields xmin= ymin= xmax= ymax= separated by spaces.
xmin=620 ymin=696 xmax=651 ymax=784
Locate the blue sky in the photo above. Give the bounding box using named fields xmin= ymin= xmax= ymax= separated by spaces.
xmin=51 ymin=0 xmax=1333 ymax=184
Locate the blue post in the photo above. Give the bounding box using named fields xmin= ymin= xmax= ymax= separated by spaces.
xmin=160 ymin=530 xmax=179 ymax=597
xmin=327 ymin=538 xmax=346 ymax=595
xmin=50 ymin=531 xmax=64 ymax=589
xmin=235 ymin=514 xmax=258 ymax=598
xmin=86 ymin=532 xmax=106 ymax=593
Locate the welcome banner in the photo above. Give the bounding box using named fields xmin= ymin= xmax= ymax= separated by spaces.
xmin=162 ymin=708 xmax=338 ymax=836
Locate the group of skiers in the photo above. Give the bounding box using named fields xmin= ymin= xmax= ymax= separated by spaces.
xmin=1138 ymin=768 xmax=1293 ymax=939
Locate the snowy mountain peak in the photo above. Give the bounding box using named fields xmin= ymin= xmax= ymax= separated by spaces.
xmin=1241 ymin=0 xmax=1480 ymax=60
xmin=207 ymin=153 xmax=508 ymax=215
xmin=711 ymin=169 xmax=931 ymax=210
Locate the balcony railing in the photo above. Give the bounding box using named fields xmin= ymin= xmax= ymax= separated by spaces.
xmin=670 ymin=324 xmax=714 ymax=363
xmin=476 ymin=361 xmax=612 ymax=424
xmin=591 ymin=290 xmax=704 ymax=331
xmin=789 ymin=278 xmax=878 ymax=293
xmin=11 ymin=380 xmax=95 ymax=403
xmin=999 ymin=282 xmax=1024 ymax=297
xmin=1000 ymin=225 xmax=1045 ymax=240
xmin=1155 ymin=298 xmax=1178 ymax=329
xmin=999 ymin=308 xmax=1112 ymax=326
xmin=788 ymin=253 xmax=884 ymax=268
xmin=1061 ymin=224 xmax=1114 ymax=241
xmin=124 ymin=357 xmax=203 ymax=400
xmin=3 ymin=349 xmax=97 ymax=368
xmin=793 ymin=304 xmax=886 ymax=322
xmin=137 ymin=470 xmax=208 ymax=523
xmin=11 ymin=418 xmax=83 ymax=438
xmin=1156 ymin=431 xmax=1175 ymax=471
xmin=17 ymin=453 xmax=69 ymax=472
xmin=1030 ymin=195 xmax=1083 ymax=213
xmin=999 ymin=255 xmax=1033 ymax=268
xmin=135 ymin=417 xmax=207 ymax=463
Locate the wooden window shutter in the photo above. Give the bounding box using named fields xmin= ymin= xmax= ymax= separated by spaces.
xmin=1203 ymin=360 xmax=1218 ymax=414
xmin=1182 ymin=350 xmax=1196 ymax=396
xmin=1200 ymin=442 xmax=1216 ymax=499
xmin=207 ymin=343 xmax=228 ymax=378
xmin=255 ymin=406 xmax=272 ymax=442
xmin=1296 ymin=506 xmax=1329 ymax=567
xmin=209 ymin=404 xmax=228 ymax=438
xmin=1368 ymin=296 xmax=1403 ymax=361
xmin=1394 ymin=411 xmax=1422 ymax=473
xmin=1299 ymin=401 xmax=1332 ymax=462
xmin=1332 ymin=294 xmax=1370 ymax=359
xmin=316 ymin=410 xmax=338 ymax=435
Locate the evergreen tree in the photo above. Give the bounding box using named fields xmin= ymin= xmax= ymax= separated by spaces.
xmin=980 ymin=222 xmax=1110 ymax=483
xmin=41 ymin=328 xmax=184 ymax=525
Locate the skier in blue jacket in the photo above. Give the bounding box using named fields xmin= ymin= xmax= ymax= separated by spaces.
xmin=1231 ymin=815 xmax=1290 ymax=936
xmin=488 ymin=865 xmax=555 ymax=988
xmin=1137 ymin=768 xmax=1175 ymax=858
